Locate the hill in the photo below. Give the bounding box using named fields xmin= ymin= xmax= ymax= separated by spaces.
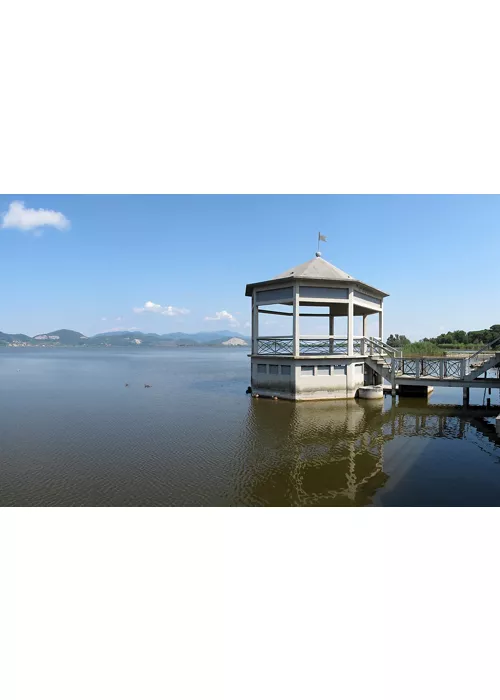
xmin=0 ymin=328 xmax=250 ymax=347
xmin=86 ymin=330 xmax=249 ymax=347
xmin=0 ymin=331 xmax=34 ymax=345
xmin=33 ymin=329 xmax=88 ymax=344
xmin=90 ymin=330 xmax=249 ymax=346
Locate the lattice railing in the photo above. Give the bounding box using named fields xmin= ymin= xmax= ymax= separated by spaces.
xmin=257 ymin=336 xmax=354 ymax=356
xmin=422 ymin=359 xmax=440 ymax=377
xmin=400 ymin=359 xmax=417 ymax=376
xmin=257 ymin=338 xmax=293 ymax=355
xmin=443 ymin=360 xmax=463 ymax=378
xmin=390 ymin=357 xmax=467 ymax=379
xmin=299 ymin=339 xmax=331 ymax=355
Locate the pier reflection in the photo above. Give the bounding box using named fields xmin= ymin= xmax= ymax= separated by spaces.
xmin=240 ymin=396 xmax=500 ymax=507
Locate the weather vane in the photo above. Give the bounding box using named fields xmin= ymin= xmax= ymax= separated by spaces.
xmin=316 ymin=232 xmax=327 ymax=257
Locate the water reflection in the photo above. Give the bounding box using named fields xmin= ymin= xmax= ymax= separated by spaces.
xmin=2 ymin=348 xmax=500 ymax=506
xmin=242 ymin=399 xmax=388 ymax=506
xmin=241 ymin=396 xmax=500 ymax=507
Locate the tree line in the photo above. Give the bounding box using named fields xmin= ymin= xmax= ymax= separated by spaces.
xmin=387 ymin=324 xmax=500 ymax=348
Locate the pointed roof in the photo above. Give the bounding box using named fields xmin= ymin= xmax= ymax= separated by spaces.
xmin=273 ymin=256 xmax=354 ymax=282
xmin=245 ymin=254 xmax=389 ymax=297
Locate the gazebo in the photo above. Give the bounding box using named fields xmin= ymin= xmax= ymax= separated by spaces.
xmin=245 ymin=253 xmax=389 ymax=400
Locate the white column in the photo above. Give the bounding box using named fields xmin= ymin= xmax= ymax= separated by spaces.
xmin=348 ymin=287 xmax=354 ymax=355
xmin=293 ymin=283 xmax=300 ymax=356
xmin=252 ymin=293 xmax=258 ymax=355
xmin=378 ymin=306 xmax=384 ymax=342
xmin=361 ymin=315 xmax=368 ymax=355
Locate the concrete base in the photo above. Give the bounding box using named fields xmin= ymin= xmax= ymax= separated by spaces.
xmin=251 ymin=356 xmax=365 ymax=401
xmin=358 ymin=385 xmax=384 ymax=400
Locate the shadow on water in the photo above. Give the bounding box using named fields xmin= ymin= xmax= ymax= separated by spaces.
xmin=236 ymin=395 xmax=500 ymax=507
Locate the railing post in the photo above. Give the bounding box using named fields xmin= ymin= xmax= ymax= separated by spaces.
xmin=440 ymin=359 xmax=445 ymax=379
xmin=361 ymin=337 xmax=366 ymax=355
xmin=391 ymin=358 xmax=396 ymax=395
xmin=416 ymin=359 xmax=421 ymax=379
xmin=461 ymin=358 xmax=467 ymax=379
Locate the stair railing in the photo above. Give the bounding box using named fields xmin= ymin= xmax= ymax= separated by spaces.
xmin=465 ymin=335 xmax=500 ymax=375
xmin=365 ymin=336 xmax=401 ymax=359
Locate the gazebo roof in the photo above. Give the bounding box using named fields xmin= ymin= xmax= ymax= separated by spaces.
xmin=245 ymin=255 xmax=389 ymax=297
xmin=273 ymin=256 xmax=354 ymax=282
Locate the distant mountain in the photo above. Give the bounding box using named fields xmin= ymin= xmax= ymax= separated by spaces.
xmin=33 ymin=329 xmax=88 ymax=344
xmin=93 ymin=330 xmax=152 ymax=337
xmin=90 ymin=330 xmax=249 ymax=345
xmin=0 ymin=331 xmax=34 ymax=344
xmin=0 ymin=327 xmax=249 ymax=347
xmin=185 ymin=330 xmax=248 ymax=341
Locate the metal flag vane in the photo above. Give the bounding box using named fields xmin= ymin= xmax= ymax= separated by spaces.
xmin=316 ymin=232 xmax=327 ymax=257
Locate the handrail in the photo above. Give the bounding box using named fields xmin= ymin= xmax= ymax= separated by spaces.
xmin=364 ymin=336 xmax=400 ymax=358
xmin=466 ymin=335 xmax=500 ymax=365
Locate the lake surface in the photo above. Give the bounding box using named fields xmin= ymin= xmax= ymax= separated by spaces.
xmin=1 ymin=347 xmax=500 ymax=506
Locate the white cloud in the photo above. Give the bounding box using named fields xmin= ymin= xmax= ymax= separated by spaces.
xmin=133 ymin=301 xmax=190 ymax=316
xmin=101 ymin=317 xmax=107 ymax=321
xmin=204 ymin=310 xmax=239 ymax=327
xmin=244 ymin=321 xmax=251 ymax=328
xmin=1 ymin=200 xmax=70 ymax=232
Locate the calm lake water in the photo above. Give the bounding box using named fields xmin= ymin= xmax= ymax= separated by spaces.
xmin=1 ymin=347 xmax=500 ymax=506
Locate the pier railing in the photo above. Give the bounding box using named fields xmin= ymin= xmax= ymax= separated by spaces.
xmin=386 ymin=355 xmax=499 ymax=380
xmin=255 ymin=336 xmax=499 ymax=381
xmin=392 ymin=357 xmax=465 ymax=379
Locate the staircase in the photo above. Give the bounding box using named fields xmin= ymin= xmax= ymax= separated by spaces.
xmin=362 ymin=337 xmax=399 ymax=383
xmin=366 ymin=355 xmax=393 ymax=381
xmin=465 ymin=353 xmax=500 ymax=380
xmin=363 ymin=335 xmax=500 ymax=385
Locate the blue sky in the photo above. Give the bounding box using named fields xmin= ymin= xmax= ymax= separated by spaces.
xmin=1 ymin=195 xmax=499 ymax=340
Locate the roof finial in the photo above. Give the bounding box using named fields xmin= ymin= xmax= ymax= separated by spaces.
xmin=317 ymin=232 xmax=327 ymax=257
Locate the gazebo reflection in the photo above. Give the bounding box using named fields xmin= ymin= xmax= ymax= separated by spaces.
xmin=241 ymin=398 xmax=388 ymax=506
